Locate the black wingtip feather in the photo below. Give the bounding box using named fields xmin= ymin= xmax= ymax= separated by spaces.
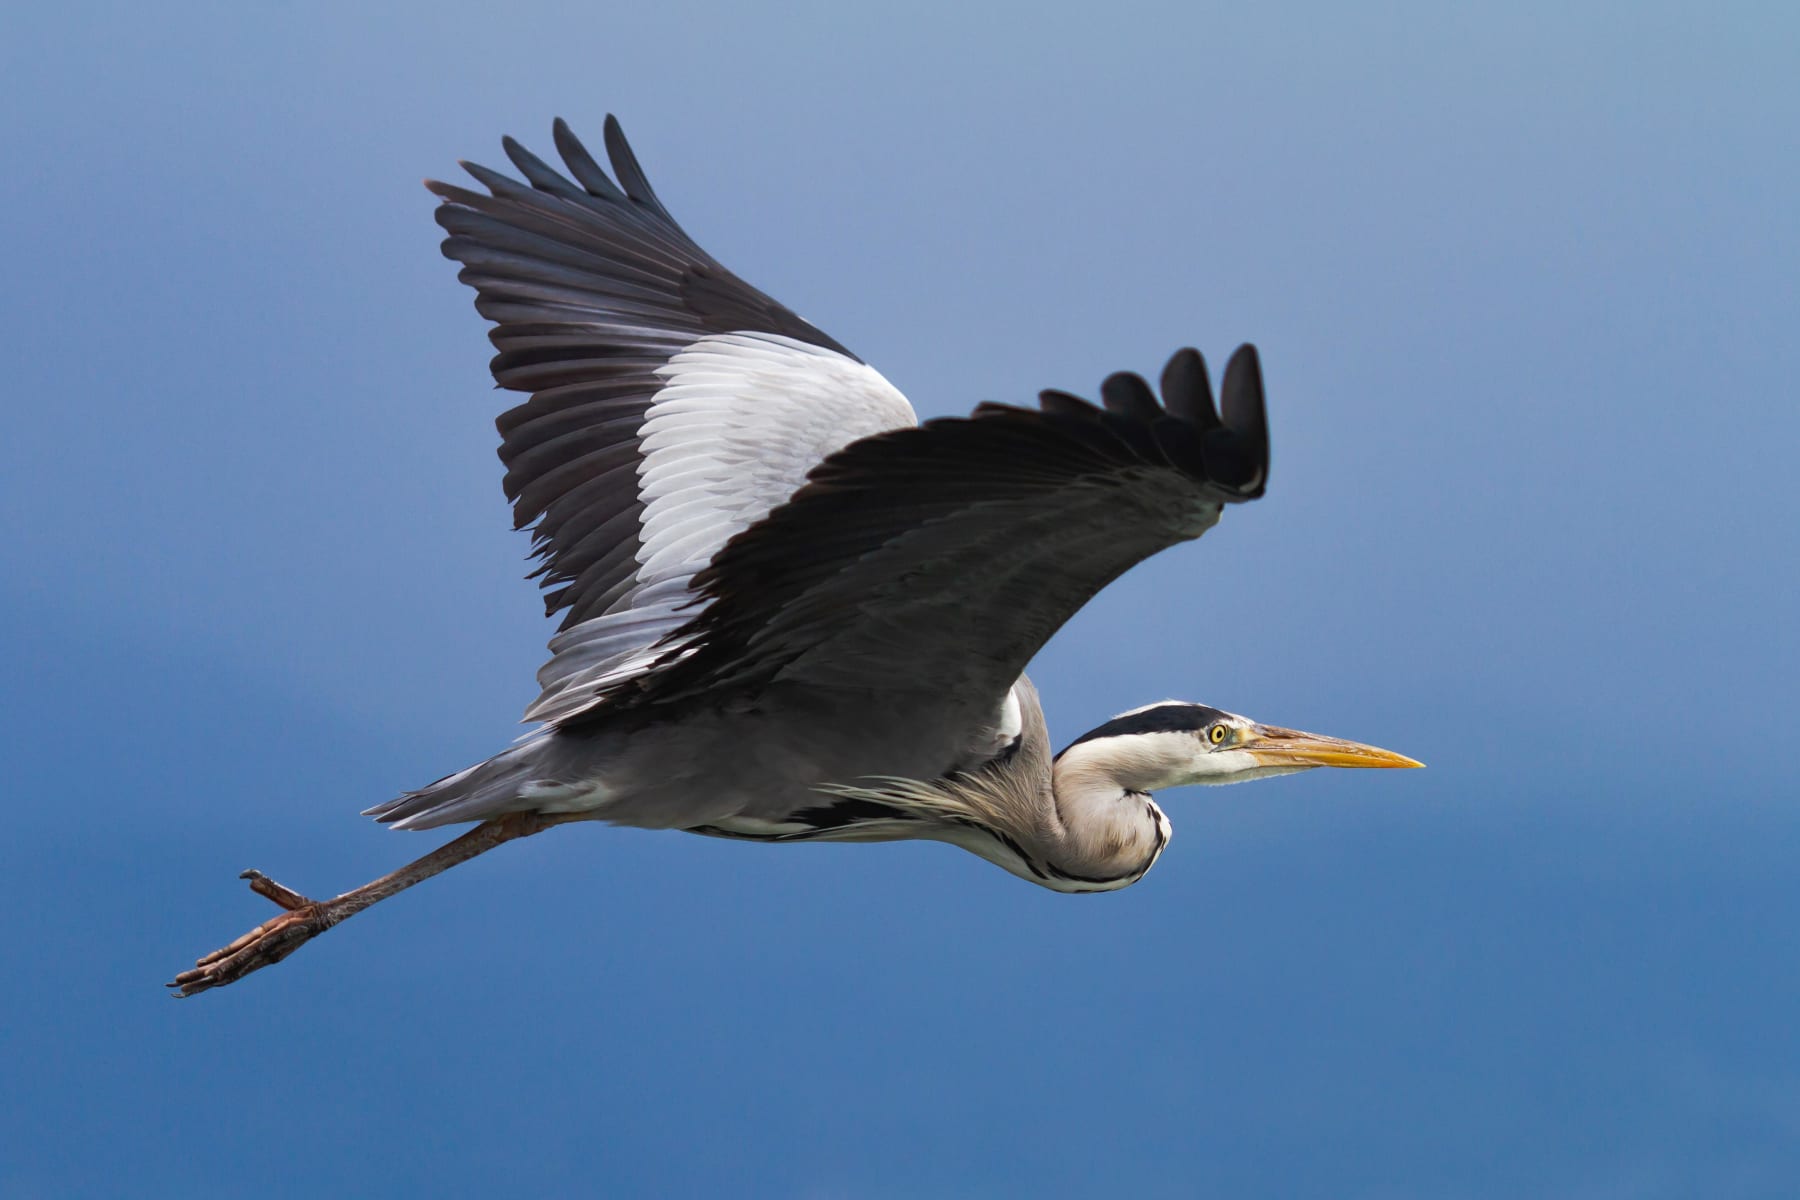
xmin=501 ymin=135 xmax=582 ymax=200
xmin=1221 ymin=346 xmax=1266 ymax=433
xmin=553 ymin=118 xmax=627 ymax=202
xmin=602 ymin=116 xmax=671 ymax=219
xmin=1100 ymin=372 xmax=1163 ymax=422
xmin=1037 ymin=389 xmax=1098 ymax=419
xmin=1160 ymin=348 xmax=1220 ymax=430
xmin=1033 ymin=346 xmax=1270 ymax=499
xmin=461 ymin=159 xmax=532 ymax=200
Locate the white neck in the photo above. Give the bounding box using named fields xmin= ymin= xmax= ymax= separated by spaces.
xmin=1017 ymin=742 xmax=1172 ymax=891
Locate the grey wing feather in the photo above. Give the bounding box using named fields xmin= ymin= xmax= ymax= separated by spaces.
xmin=567 ymin=346 xmax=1270 ymax=718
xmin=429 ymin=117 xmax=917 ymax=724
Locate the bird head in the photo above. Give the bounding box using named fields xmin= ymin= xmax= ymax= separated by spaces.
xmin=1054 ymin=701 xmax=1422 ymax=794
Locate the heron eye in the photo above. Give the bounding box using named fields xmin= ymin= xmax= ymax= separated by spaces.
xmin=1209 ymin=724 xmax=1228 ymax=745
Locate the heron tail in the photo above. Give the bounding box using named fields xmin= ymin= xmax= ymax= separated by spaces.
xmin=363 ymin=734 xmax=564 ymax=831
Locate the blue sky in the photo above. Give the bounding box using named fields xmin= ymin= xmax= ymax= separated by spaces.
xmin=2 ymin=3 xmax=1797 ymax=1196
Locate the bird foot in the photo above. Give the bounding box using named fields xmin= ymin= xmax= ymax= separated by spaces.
xmin=167 ymin=870 xmax=335 ymax=997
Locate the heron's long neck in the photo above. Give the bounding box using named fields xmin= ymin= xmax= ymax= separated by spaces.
xmin=1037 ymin=742 xmax=1172 ymax=888
xmin=938 ymin=680 xmax=1171 ymax=893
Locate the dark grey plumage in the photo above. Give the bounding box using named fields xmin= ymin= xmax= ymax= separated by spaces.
xmin=594 ymin=345 xmax=1268 ymax=712
xmin=430 ymin=115 xmax=851 ymax=634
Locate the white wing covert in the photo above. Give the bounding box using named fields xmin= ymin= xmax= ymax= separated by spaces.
xmin=428 ymin=117 xmax=915 ymax=725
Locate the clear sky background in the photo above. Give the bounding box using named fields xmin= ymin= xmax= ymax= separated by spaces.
xmin=2 ymin=3 xmax=1796 ymax=1197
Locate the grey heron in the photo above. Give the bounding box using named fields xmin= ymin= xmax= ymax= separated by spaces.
xmin=170 ymin=116 xmax=1420 ymax=997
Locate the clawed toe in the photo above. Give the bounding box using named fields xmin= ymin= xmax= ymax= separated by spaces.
xmin=238 ymin=869 xmax=312 ymax=911
xmin=168 ymin=871 xmax=331 ymax=997
xmin=168 ymin=906 xmax=329 ymax=996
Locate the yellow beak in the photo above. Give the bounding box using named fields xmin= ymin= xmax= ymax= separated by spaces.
xmin=1243 ymin=724 xmax=1424 ymax=770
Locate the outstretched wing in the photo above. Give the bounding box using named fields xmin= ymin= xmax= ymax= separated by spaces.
xmin=428 ymin=117 xmax=916 ymax=723
xmin=577 ymin=346 xmax=1270 ymax=718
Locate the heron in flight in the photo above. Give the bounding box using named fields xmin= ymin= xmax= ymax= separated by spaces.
xmin=171 ymin=117 xmax=1420 ymax=997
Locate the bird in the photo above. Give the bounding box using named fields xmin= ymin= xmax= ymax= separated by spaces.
xmin=170 ymin=116 xmax=1420 ymax=997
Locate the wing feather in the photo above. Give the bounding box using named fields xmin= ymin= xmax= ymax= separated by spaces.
xmin=430 ymin=117 xmax=918 ymax=722
xmin=564 ymin=348 xmax=1271 ymax=717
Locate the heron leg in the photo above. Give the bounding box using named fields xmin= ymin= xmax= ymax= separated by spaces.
xmin=167 ymin=810 xmax=585 ymax=997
